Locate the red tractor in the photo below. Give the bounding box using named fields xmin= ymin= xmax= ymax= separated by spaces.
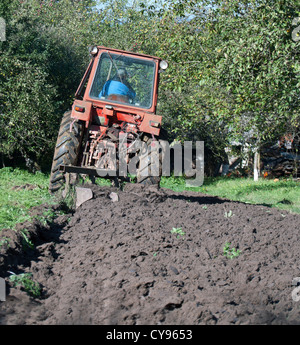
xmin=49 ymin=46 xmax=169 ymax=193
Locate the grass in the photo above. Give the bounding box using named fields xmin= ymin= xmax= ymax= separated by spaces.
xmin=160 ymin=175 xmax=300 ymax=214
xmin=0 ymin=167 xmax=54 ymax=231
xmin=0 ymin=167 xmax=299 ymax=234
xmin=20 ymin=228 xmax=35 ymax=250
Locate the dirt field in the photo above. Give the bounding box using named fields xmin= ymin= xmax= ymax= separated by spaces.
xmin=0 ymin=183 xmax=300 ymax=325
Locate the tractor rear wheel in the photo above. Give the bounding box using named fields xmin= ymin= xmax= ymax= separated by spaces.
xmin=136 ymin=131 xmax=168 ymax=186
xmin=49 ymin=111 xmax=83 ymax=194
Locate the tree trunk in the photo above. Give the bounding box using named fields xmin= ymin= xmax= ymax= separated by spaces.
xmin=254 ymin=149 xmax=260 ymax=181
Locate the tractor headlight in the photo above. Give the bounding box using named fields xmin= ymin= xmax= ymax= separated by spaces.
xmin=159 ymin=60 xmax=168 ymax=70
xmin=89 ymin=46 xmax=98 ymax=56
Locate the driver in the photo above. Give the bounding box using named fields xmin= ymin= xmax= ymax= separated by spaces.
xmin=99 ymin=68 xmax=136 ymax=102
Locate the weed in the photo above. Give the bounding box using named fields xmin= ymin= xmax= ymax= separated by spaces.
xmin=9 ymin=272 xmax=41 ymax=297
xmin=36 ymin=208 xmax=57 ymax=226
xmin=224 ymin=210 xmax=234 ymax=218
xmin=202 ymin=205 xmax=208 ymax=210
xmin=223 ymin=242 xmax=241 ymax=259
xmin=171 ymin=227 xmax=185 ymax=239
xmin=59 ymin=185 xmax=77 ymax=211
xmin=20 ymin=229 xmax=34 ymax=250
xmin=0 ymin=237 xmax=10 ymax=249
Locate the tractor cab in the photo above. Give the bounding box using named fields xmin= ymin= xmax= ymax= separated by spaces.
xmin=90 ymin=51 xmax=156 ymax=109
xmin=73 ymin=46 xmax=168 ymax=124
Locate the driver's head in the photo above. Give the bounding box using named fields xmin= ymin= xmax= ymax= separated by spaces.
xmin=118 ymin=68 xmax=128 ymax=80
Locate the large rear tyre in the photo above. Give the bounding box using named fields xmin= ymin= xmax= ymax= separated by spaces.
xmin=49 ymin=111 xmax=83 ymax=194
xmin=136 ymin=130 xmax=168 ymax=186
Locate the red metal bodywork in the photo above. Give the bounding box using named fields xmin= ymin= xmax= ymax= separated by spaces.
xmin=71 ymin=46 xmax=163 ymax=136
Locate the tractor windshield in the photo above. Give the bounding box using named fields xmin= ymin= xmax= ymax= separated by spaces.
xmin=90 ymin=52 xmax=156 ymax=109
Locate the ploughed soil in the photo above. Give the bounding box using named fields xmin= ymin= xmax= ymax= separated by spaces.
xmin=0 ymin=183 xmax=300 ymax=325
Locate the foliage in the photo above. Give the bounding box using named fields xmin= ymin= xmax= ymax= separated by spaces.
xmin=0 ymin=0 xmax=103 ymax=166
xmin=97 ymin=0 xmax=300 ymax=164
xmin=144 ymin=0 xmax=299 ymax=149
xmin=224 ymin=210 xmax=234 ymax=218
xmin=223 ymin=242 xmax=241 ymax=259
xmin=0 ymin=56 xmax=58 ymax=164
xmin=0 ymin=0 xmax=299 ymax=172
xmin=171 ymin=226 xmax=185 ymax=238
xmin=197 ymin=0 xmax=300 ymax=144
xmin=9 ymin=272 xmax=41 ymax=297
xmin=20 ymin=228 xmax=34 ymax=250
xmin=0 ymin=237 xmax=10 ymax=249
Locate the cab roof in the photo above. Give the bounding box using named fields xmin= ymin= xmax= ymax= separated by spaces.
xmin=96 ymin=46 xmax=163 ymax=61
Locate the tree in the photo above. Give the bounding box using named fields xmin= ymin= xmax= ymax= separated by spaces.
xmin=195 ymin=0 xmax=300 ymax=178
xmin=1 ymin=0 xmax=299 ymax=177
xmin=137 ymin=0 xmax=300 ymax=177
xmin=0 ymin=0 xmax=104 ymax=168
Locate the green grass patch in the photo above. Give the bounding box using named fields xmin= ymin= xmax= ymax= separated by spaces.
xmin=0 ymin=168 xmax=299 ymax=234
xmin=94 ymin=177 xmax=112 ymax=186
xmin=160 ymin=175 xmax=300 ymax=214
xmin=0 ymin=167 xmax=54 ymax=231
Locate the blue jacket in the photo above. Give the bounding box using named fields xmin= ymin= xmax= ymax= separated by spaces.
xmin=99 ymin=80 xmax=136 ymax=100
